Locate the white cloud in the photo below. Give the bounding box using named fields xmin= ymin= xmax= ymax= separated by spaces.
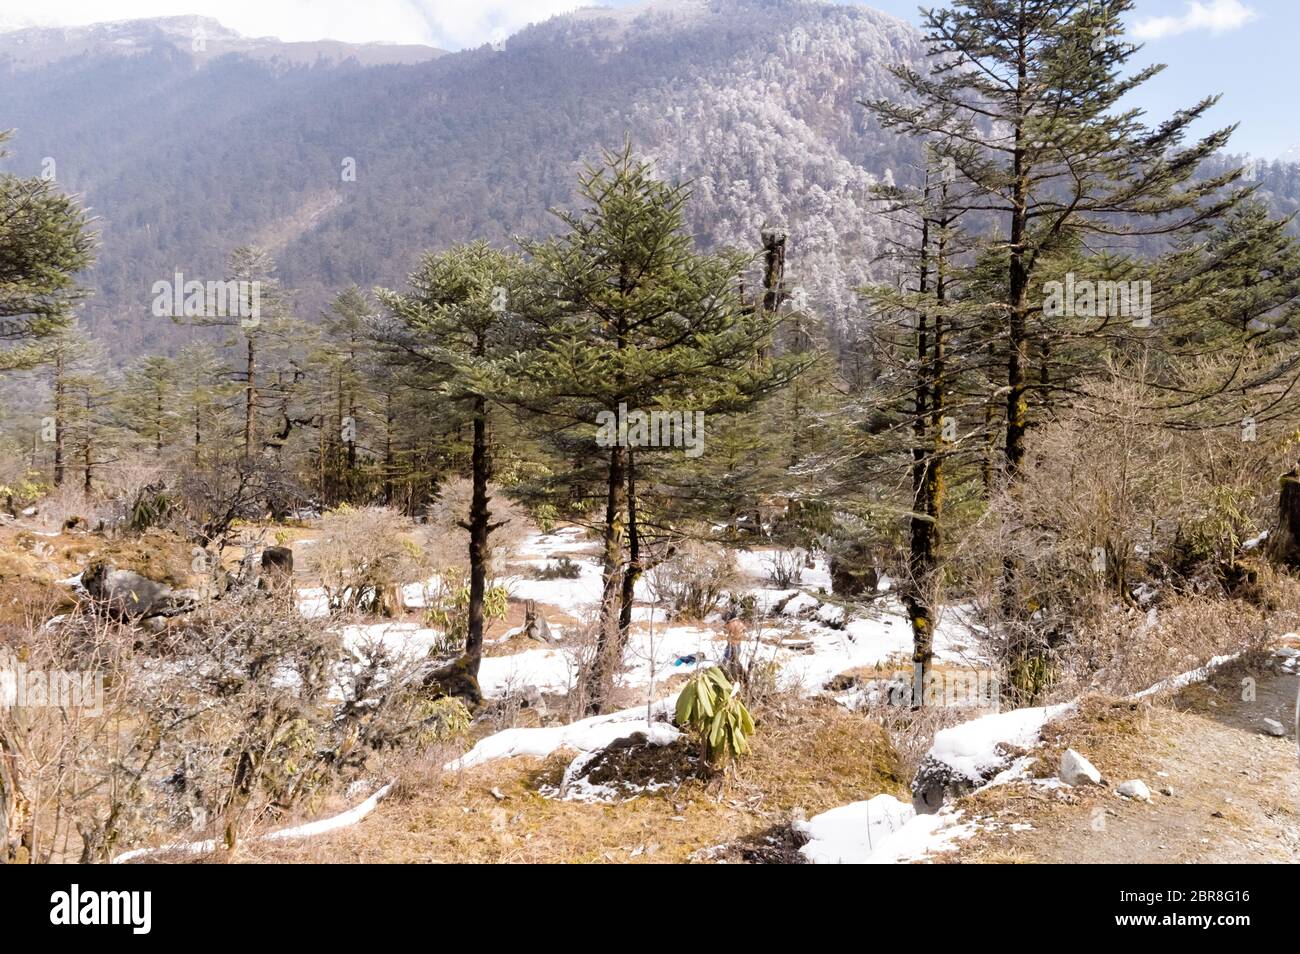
xmin=0 ymin=0 xmax=596 ymax=49
xmin=417 ymin=0 xmax=589 ymax=48
xmin=1132 ymin=0 xmax=1257 ymax=41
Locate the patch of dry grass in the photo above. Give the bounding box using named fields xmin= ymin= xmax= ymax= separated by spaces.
xmin=231 ymin=697 xmax=904 ymax=864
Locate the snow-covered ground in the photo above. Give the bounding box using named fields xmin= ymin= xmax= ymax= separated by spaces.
xmin=796 ymin=794 xmax=973 ymax=864
xmin=447 ymin=696 xmax=681 ymax=770
xmin=296 ymin=528 xmax=986 ymax=778
xmin=796 ymin=651 xmax=1254 ymax=865
xmin=794 ymin=705 xmax=1074 ymax=865
xmin=301 ymin=528 xmax=980 ymax=706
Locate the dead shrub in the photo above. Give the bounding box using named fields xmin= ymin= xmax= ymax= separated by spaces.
xmin=653 ymin=539 xmax=739 ymax=621
xmin=304 ymin=505 xmax=423 ymax=616
xmin=953 ymin=361 xmax=1289 ymax=704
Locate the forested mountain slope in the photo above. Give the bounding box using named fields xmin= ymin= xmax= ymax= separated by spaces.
xmin=0 ymin=1 xmax=925 ymax=355
xmin=2 ymin=1 xmax=1296 ymax=357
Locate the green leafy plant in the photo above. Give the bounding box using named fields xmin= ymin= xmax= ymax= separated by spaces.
xmin=674 ymin=666 xmax=756 ymax=765
xmin=128 ymin=484 xmax=174 ymax=532
xmin=425 ymin=579 xmax=509 ymax=654
xmin=533 ymin=503 xmax=558 ymax=533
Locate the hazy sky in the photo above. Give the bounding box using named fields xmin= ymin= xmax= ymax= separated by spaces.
xmin=3 ymin=0 xmax=1292 ymax=157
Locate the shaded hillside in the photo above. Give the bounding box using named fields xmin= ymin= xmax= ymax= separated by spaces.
xmin=0 ymin=0 xmax=925 ymax=356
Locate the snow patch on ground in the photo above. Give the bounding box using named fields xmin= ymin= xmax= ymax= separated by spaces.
xmin=1131 ymin=654 xmax=1239 ymax=699
xmin=341 ymin=620 xmax=443 ymax=658
xmin=446 ymin=696 xmax=681 ymax=770
xmin=478 ymin=646 xmax=577 ymax=697
xmin=616 ymin=624 xmax=717 ymax=687
xmin=797 ymin=794 xmax=974 ymax=864
xmin=928 ymin=703 xmax=1074 ymax=783
xmin=518 ymin=526 xmax=599 ymax=558
xmin=112 ymin=781 xmax=393 ymax=864
xmin=503 ymin=558 xmax=605 ymax=614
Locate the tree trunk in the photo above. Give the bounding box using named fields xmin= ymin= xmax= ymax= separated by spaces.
xmin=1266 ymin=466 xmax=1300 ymax=568
xmin=585 ymin=443 xmax=628 ymax=714
xmin=82 ymin=393 xmax=93 ymax=495
xmin=383 ymin=390 xmax=394 ymax=505
xmin=463 ymin=401 xmax=490 ymax=678
xmin=1000 ymin=28 xmax=1033 ymax=681
xmin=906 ymin=195 xmax=936 ymax=705
xmin=618 ymin=450 xmax=640 ymax=637
xmin=53 ymin=349 xmax=65 ymax=487
xmin=243 ymin=333 xmax=257 ymax=465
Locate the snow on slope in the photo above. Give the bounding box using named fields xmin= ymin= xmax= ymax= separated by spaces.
xmin=928 ymin=703 xmax=1074 ymax=784
xmin=794 ymin=706 xmax=1072 ymax=864
xmin=298 ymin=527 xmax=982 ymax=771
xmin=798 ymin=649 xmax=1259 ymax=864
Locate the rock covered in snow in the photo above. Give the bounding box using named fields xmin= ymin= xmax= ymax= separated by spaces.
xmin=1059 ymin=748 xmax=1102 ymax=786
xmin=911 ymin=755 xmax=978 ymax=815
xmin=912 ymin=703 xmax=1072 ymax=813
xmin=1117 ymin=779 xmax=1151 ymax=801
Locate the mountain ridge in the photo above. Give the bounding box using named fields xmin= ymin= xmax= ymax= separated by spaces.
xmin=1 ymin=0 xmax=1296 ymax=359
xmin=0 ymin=15 xmax=446 ymax=67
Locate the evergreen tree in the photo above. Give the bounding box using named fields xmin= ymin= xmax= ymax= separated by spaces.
xmin=173 ymin=344 xmax=237 ymax=469
xmin=512 ymin=146 xmax=799 ymax=713
xmin=866 ymin=0 xmax=1246 ymax=480
xmin=117 ymin=355 xmax=180 ymax=454
xmin=0 ymin=130 xmax=94 ymax=372
xmin=375 ymin=242 xmax=530 ymax=691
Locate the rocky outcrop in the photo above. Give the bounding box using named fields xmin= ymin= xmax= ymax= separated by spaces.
xmin=523 ymin=600 xmax=552 ymax=642
xmin=82 ymin=561 xmax=197 ymax=620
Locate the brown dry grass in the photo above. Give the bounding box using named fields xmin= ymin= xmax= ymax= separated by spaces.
xmin=65 ymin=527 xmax=198 ymax=586
xmin=230 ymin=697 xmax=905 ymax=864
xmin=950 ymin=656 xmax=1300 ymax=863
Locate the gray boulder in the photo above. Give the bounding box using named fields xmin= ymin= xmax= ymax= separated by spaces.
xmin=1059 ymin=748 xmax=1102 ymax=786
xmin=1117 ymin=779 xmax=1152 ymax=801
xmin=911 ymin=755 xmax=981 ymax=814
xmin=1262 ymin=718 xmax=1287 ymax=737
xmin=83 ymin=562 xmax=194 ymax=620
xmin=523 ymin=600 xmax=552 ymax=642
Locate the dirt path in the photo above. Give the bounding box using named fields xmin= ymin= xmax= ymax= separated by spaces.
xmin=952 ymin=657 xmax=1300 ymax=863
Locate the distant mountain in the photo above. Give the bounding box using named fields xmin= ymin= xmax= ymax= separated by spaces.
xmin=0 ymin=1 xmax=1296 ymax=361
xmin=0 ymin=0 xmax=926 ymax=356
xmin=0 ymin=16 xmax=444 ymax=67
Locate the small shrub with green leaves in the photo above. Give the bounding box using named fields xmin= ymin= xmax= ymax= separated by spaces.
xmin=425 ymin=579 xmax=509 ymax=654
xmin=674 ymin=666 xmax=756 ymax=766
xmin=533 ymin=503 xmax=558 ymax=533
